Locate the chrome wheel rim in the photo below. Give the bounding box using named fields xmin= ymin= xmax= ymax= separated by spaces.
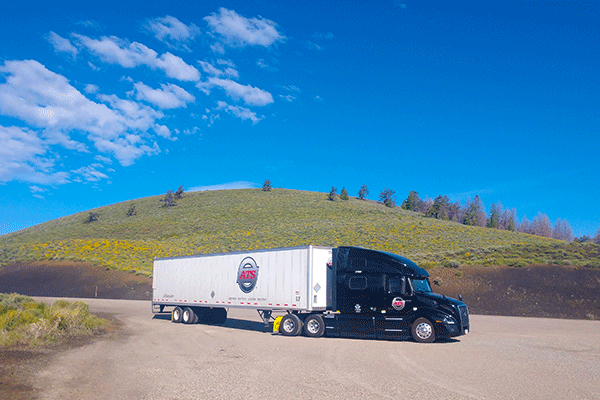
xmin=283 ymin=319 xmax=295 ymax=333
xmin=307 ymin=319 xmax=320 ymax=334
xmin=416 ymin=322 xmax=432 ymax=340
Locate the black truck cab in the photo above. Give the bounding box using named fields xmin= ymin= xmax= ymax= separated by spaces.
xmin=323 ymin=246 xmax=469 ymax=342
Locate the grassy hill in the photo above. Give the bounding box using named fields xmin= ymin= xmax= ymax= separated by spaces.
xmin=2 ymin=188 xmax=599 ymax=276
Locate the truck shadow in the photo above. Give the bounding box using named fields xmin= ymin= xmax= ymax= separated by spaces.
xmin=152 ymin=314 xmax=462 ymax=342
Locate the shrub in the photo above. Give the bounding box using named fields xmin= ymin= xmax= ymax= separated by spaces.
xmin=433 ymin=277 xmax=443 ymax=286
xmin=86 ymin=212 xmax=99 ymax=223
xmin=444 ymin=259 xmax=460 ymax=268
xmin=174 ymin=185 xmax=185 ymax=199
xmin=262 ymin=180 xmax=272 ymax=192
xmin=126 ymin=203 xmax=136 ymax=217
xmin=161 ymin=190 xmax=177 ymax=207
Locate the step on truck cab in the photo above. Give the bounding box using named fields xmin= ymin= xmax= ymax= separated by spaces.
xmin=152 ymin=246 xmax=469 ymax=343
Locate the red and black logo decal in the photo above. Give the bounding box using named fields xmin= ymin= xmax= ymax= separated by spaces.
xmin=237 ymin=257 xmax=259 ymax=293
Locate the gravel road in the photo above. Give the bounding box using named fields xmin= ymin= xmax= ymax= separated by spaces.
xmin=33 ymin=298 xmax=600 ymax=400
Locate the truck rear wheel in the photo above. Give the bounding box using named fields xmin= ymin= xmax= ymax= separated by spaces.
xmin=172 ymin=306 xmax=183 ymax=323
xmin=182 ymin=307 xmax=197 ymax=324
xmin=280 ymin=314 xmax=303 ymax=336
xmin=411 ymin=317 xmax=436 ymax=343
xmin=303 ymin=314 xmax=325 ymax=338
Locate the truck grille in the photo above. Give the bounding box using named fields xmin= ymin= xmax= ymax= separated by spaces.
xmin=459 ymin=305 xmax=469 ymax=326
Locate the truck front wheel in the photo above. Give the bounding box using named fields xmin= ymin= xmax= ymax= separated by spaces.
xmin=303 ymin=314 xmax=325 ymax=337
xmin=280 ymin=314 xmax=303 ymax=336
xmin=411 ymin=318 xmax=436 ymax=343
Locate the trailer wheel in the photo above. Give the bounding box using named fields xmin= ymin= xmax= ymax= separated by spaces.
xmin=303 ymin=314 xmax=325 ymax=338
xmin=280 ymin=314 xmax=303 ymax=336
xmin=182 ymin=307 xmax=196 ymax=324
xmin=172 ymin=306 xmax=183 ymax=323
xmin=411 ymin=317 xmax=436 ymax=343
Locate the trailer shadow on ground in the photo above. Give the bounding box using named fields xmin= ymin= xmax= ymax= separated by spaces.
xmin=152 ymin=314 xmax=269 ymax=333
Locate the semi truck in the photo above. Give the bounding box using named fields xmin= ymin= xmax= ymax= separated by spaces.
xmin=152 ymin=246 xmax=469 ymax=342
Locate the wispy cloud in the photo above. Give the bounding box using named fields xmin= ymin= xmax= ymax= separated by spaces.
xmin=216 ymin=101 xmax=262 ymax=124
xmin=73 ymin=34 xmax=201 ymax=81
xmin=188 ymin=181 xmax=258 ymax=192
xmin=46 ymin=32 xmax=79 ymax=58
xmin=204 ymin=8 xmax=285 ymax=50
xmin=134 ymin=82 xmax=195 ymax=109
xmin=202 ymin=77 xmax=274 ymax=106
xmin=144 ymin=16 xmax=200 ymax=51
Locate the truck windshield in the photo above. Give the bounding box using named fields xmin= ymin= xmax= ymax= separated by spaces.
xmin=411 ymin=278 xmax=432 ymax=293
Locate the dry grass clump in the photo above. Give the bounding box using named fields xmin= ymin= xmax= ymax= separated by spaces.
xmin=0 ymin=293 xmax=106 ymax=347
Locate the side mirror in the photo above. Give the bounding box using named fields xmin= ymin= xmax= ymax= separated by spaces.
xmin=459 ymin=294 xmax=463 ymax=301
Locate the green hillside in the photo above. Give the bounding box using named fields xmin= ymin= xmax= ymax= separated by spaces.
xmin=1 ymin=189 xmax=599 ymax=276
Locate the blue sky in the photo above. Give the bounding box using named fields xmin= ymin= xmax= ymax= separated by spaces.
xmin=0 ymin=1 xmax=598 ymax=237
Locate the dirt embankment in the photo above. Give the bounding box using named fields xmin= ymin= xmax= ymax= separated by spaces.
xmin=1 ymin=261 xmax=599 ymax=319
xmin=0 ymin=261 xmax=151 ymax=300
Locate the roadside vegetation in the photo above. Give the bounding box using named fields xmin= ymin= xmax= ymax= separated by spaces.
xmin=0 ymin=293 xmax=107 ymax=347
xmin=1 ymin=189 xmax=599 ymax=276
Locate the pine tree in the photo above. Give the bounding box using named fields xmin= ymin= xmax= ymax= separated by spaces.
xmin=161 ymin=190 xmax=177 ymax=207
xmin=463 ymin=196 xmax=485 ymax=226
xmin=328 ymin=187 xmax=338 ymax=201
xmin=340 ymin=187 xmax=349 ymax=201
xmin=401 ymin=191 xmax=423 ymax=212
xmin=174 ymin=185 xmax=184 ymax=199
xmin=379 ymin=188 xmax=396 ymax=208
xmin=428 ymin=195 xmax=450 ymax=220
xmin=487 ymin=202 xmax=502 ymax=229
xmin=358 ymin=185 xmax=369 ymax=200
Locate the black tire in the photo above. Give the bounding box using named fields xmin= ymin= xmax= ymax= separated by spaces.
xmin=279 ymin=314 xmax=303 ymax=336
xmin=411 ymin=317 xmax=436 ymax=343
xmin=172 ymin=306 xmax=183 ymax=323
xmin=182 ymin=307 xmax=195 ymax=324
xmin=303 ymin=314 xmax=325 ymax=338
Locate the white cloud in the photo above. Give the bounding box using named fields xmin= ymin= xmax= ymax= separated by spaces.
xmin=188 ymin=181 xmax=258 ymax=192
xmin=282 ymin=85 xmax=301 ymax=92
xmin=0 ymin=59 xmax=166 ymax=169
xmin=154 ymin=124 xmax=173 ymax=139
xmin=134 ymin=82 xmax=195 ymax=109
xmin=205 ymin=77 xmax=273 ymax=106
xmin=71 ymin=163 xmax=109 ymax=182
xmin=0 ymin=125 xmax=69 ymax=185
xmin=198 ymin=60 xmax=239 ymax=78
xmin=216 ymin=101 xmax=261 ymax=124
xmin=183 ymin=126 xmax=201 ymax=135
xmin=85 ymin=84 xmax=99 ymax=94
xmin=279 ymin=94 xmax=296 ymax=102
xmin=204 ymin=8 xmax=285 ymax=49
xmin=145 ymin=16 xmax=200 ymax=51
xmin=46 ymin=32 xmax=79 ymax=57
xmin=74 ymin=34 xmax=200 ymax=81
xmin=156 ymin=52 xmax=201 ymax=81
xmin=94 ymin=155 xmax=112 ymax=164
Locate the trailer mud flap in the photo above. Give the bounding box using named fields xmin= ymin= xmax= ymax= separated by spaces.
xmin=273 ymin=316 xmax=283 ymax=333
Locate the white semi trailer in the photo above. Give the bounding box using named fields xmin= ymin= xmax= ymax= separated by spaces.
xmin=152 ymin=246 xmax=469 ymax=342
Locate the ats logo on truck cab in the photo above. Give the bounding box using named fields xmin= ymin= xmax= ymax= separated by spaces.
xmin=237 ymin=257 xmax=259 ymax=293
xmin=392 ymin=297 xmax=406 ymax=311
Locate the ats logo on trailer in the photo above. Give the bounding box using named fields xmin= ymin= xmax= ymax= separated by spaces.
xmin=236 ymin=257 xmax=259 ymax=293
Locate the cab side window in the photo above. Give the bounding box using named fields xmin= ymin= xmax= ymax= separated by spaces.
xmin=387 ymin=276 xmax=407 ymax=295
